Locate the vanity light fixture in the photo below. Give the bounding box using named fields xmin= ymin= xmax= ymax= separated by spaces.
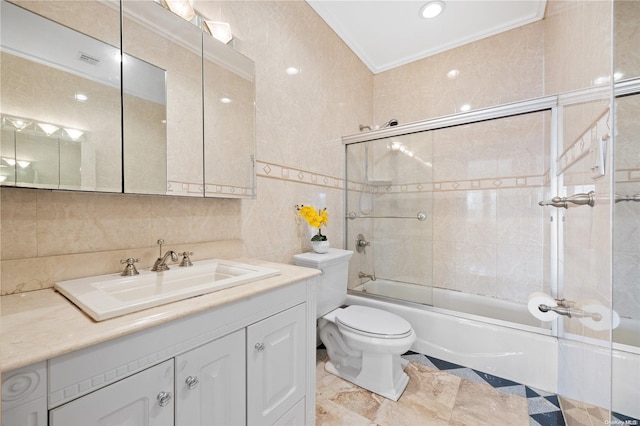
xmin=460 ymin=103 xmax=471 ymax=112
xmin=17 ymin=160 xmax=31 ymax=169
xmin=7 ymin=117 xmax=30 ymax=131
xmin=286 ymin=67 xmax=300 ymax=75
xmin=0 ymin=176 xmax=6 ymax=182
xmin=220 ymin=97 xmax=232 ymax=104
xmin=75 ymin=93 xmax=88 ymax=102
xmin=3 ymin=158 xmax=16 ymax=166
xmin=420 ymin=1 xmax=445 ymax=19
xmin=162 ymin=0 xmax=196 ymax=21
xmin=204 ymin=20 xmax=233 ymax=44
xmin=37 ymin=123 xmax=59 ymax=136
xmin=64 ymin=128 xmax=84 ymax=141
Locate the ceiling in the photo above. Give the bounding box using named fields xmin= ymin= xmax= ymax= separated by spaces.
xmin=306 ymin=0 xmax=547 ymax=74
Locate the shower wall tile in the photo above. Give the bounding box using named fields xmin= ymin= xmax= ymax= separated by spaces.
xmin=432 ymin=241 xmax=456 ymax=290
xmin=496 ymin=188 xmax=545 ymax=246
xmin=496 ymin=244 xmax=544 ymax=303
xmin=455 ymin=190 xmax=497 ymax=245
xmin=454 ymin=242 xmax=497 ymax=295
xmin=544 ymin=1 xmax=612 ymax=96
xmin=373 ymin=20 xmax=544 ymax=125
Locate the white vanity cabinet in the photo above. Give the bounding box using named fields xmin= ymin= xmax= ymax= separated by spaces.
xmin=49 ymin=360 xmax=175 ymax=426
xmin=247 ymin=304 xmax=306 ymax=425
xmin=175 ymin=329 xmax=246 ymax=425
xmin=1 ymin=277 xmax=316 ymax=426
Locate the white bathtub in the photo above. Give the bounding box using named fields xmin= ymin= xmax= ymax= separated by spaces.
xmin=348 ymin=281 xmax=640 ymax=419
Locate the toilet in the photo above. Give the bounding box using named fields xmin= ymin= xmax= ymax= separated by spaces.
xmin=294 ymin=248 xmax=416 ymax=401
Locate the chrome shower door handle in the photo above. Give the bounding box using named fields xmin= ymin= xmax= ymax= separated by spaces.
xmin=538 ymin=191 xmax=595 ymax=209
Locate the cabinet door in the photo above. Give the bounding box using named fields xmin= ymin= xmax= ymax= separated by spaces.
xmin=175 ymin=329 xmax=245 ymax=426
xmin=49 ymin=360 xmax=174 ymax=426
xmin=247 ymin=304 xmax=306 ymax=426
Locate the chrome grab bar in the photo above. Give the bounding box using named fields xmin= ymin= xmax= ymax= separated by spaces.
xmin=538 ymin=304 xmax=602 ymax=321
xmin=538 ymin=191 xmax=595 ymax=209
xmin=347 ymin=211 xmax=427 ymax=221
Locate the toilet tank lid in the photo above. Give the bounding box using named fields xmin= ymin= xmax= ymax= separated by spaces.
xmin=293 ymin=248 xmax=353 ymax=268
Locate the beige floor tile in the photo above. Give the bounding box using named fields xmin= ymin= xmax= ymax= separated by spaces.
xmin=316 ymin=355 xmax=533 ymax=426
xmin=448 ymin=379 xmax=529 ymax=426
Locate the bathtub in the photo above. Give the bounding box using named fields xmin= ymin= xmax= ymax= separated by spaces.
xmin=348 ymin=281 xmax=640 ymax=419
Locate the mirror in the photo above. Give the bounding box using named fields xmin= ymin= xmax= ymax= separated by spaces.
xmin=122 ymin=55 xmax=168 ymax=195
xmin=122 ymin=0 xmax=202 ymax=196
xmin=1 ymin=0 xmax=256 ymax=197
xmin=203 ymin=26 xmax=256 ymax=198
xmin=0 ymin=0 xmax=122 ymax=192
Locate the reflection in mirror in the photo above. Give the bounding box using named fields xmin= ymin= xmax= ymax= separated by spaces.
xmin=203 ymin=33 xmax=256 ymax=198
xmin=1 ymin=114 xmax=87 ymax=189
xmin=122 ymin=54 xmax=167 ymax=195
xmin=122 ymin=0 xmax=203 ymax=197
xmin=0 ymin=0 xmax=122 ymax=192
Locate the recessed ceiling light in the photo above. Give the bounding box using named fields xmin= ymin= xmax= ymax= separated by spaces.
xmin=420 ymin=1 xmax=445 ymax=19
xmin=460 ymin=103 xmax=471 ymax=112
xmin=220 ymin=97 xmax=232 ymax=104
xmin=75 ymin=93 xmax=88 ymax=102
xmin=446 ymin=69 xmax=459 ymax=79
xmin=286 ymin=67 xmax=300 ymax=75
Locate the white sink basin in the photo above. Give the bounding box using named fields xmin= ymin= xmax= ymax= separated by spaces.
xmin=54 ymin=259 xmax=280 ymax=321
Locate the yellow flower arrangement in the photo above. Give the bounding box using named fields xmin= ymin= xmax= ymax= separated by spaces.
xmin=297 ymin=205 xmax=329 ymax=241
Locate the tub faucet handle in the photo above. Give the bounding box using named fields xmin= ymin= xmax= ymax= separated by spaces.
xmin=356 ymin=233 xmax=370 ymax=253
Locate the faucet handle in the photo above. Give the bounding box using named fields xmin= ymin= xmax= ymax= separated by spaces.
xmin=120 ymin=258 xmax=140 ymax=276
xmin=179 ymin=251 xmax=194 ymax=267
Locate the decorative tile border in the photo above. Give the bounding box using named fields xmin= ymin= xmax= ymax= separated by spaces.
xmin=167 ymin=180 xmax=204 ymax=196
xmin=204 ymin=183 xmax=253 ymax=198
xmin=257 ymin=160 xmax=344 ymax=189
xmin=166 ymin=180 xmax=252 ymax=197
xmin=346 ymin=174 xmax=545 ymax=195
xmin=557 ymin=109 xmax=611 ymax=176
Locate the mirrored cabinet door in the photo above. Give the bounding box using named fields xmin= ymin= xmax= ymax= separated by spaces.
xmin=0 ymin=0 xmax=122 ymax=192
xmin=122 ymin=0 xmax=203 ymax=197
xmin=203 ymin=34 xmax=256 ymax=199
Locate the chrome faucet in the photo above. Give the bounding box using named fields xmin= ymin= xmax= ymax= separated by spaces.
xmin=358 ymin=272 xmax=376 ymax=281
xmin=152 ymin=239 xmax=178 ymax=272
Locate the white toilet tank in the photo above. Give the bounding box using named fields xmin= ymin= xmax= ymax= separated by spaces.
xmin=293 ymin=248 xmax=353 ymax=317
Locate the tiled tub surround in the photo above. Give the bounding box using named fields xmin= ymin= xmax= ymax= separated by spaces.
xmin=345 ymin=110 xmax=550 ymax=307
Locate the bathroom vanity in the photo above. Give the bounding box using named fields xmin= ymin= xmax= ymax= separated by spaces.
xmin=0 ymin=260 xmax=319 ymax=426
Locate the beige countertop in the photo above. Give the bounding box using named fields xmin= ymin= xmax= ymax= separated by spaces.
xmin=1 ymin=258 xmax=319 ymax=372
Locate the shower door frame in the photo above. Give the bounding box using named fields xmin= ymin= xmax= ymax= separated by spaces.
xmin=344 ymin=77 xmax=640 ymax=415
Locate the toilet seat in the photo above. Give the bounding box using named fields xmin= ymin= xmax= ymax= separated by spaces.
xmin=334 ymin=305 xmax=413 ymax=339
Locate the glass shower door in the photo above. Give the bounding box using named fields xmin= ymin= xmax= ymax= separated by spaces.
xmin=550 ymin=98 xmax=614 ymax=421
xmin=345 ymin=132 xmax=434 ymax=305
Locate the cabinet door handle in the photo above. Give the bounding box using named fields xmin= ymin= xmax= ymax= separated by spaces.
xmin=185 ymin=375 xmax=199 ymax=390
xmin=157 ymin=391 xmax=172 ymax=407
xmin=254 ymin=342 xmax=265 ymax=352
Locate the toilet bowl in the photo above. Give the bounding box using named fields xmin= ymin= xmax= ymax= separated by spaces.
xmin=293 ymin=249 xmax=416 ymax=401
xmin=319 ymin=305 xmax=416 ymax=401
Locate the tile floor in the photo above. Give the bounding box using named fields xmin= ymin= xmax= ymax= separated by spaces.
xmin=316 ymin=349 xmax=640 ymax=426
